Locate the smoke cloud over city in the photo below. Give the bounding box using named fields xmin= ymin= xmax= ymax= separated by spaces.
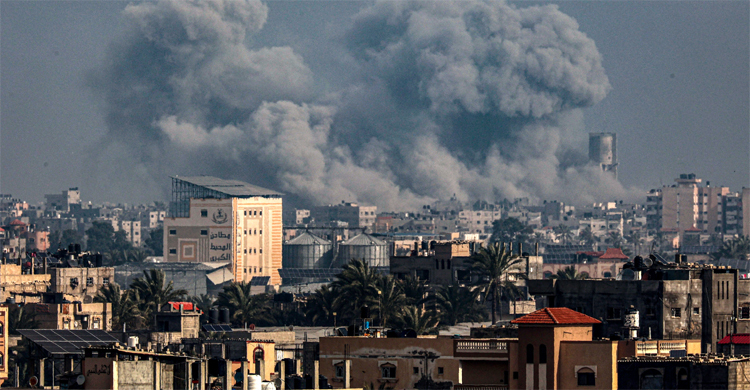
xmin=90 ymin=0 xmax=643 ymax=210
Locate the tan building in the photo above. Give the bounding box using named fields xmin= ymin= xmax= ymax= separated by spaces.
xmin=743 ymin=188 xmax=750 ymax=237
xmin=311 ymin=202 xmax=377 ymax=229
xmin=657 ymin=174 xmax=729 ymax=244
xmin=164 ymin=176 xmax=283 ymax=285
xmin=118 ymin=220 xmax=142 ymax=247
xmin=27 ymin=302 xmax=112 ymax=331
xmin=0 ymin=306 xmax=7 ymax=386
xmin=0 ymin=263 xmax=50 ymax=303
xmin=49 ymin=266 xmax=115 ymax=303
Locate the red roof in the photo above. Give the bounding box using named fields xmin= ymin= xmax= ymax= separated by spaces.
xmin=511 ymin=307 xmax=601 ymax=325
xmin=577 ymin=251 xmax=605 ymax=257
xmin=167 ymin=301 xmax=197 ymax=311
xmin=599 ymin=248 xmax=629 ymax=260
xmin=9 ymin=219 xmax=25 ymax=226
xmin=684 ymin=227 xmax=702 ymax=232
xmin=718 ymin=334 xmax=750 ymax=345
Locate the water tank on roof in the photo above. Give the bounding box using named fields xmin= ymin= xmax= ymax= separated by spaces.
xmin=337 ymin=233 xmax=388 ymax=267
xmin=282 ymin=232 xmax=333 ymax=269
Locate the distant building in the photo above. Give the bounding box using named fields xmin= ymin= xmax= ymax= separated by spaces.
xmin=164 ymin=176 xmax=283 ymax=285
xmin=310 ymin=202 xmax=377 ymax=230
xmin=44 ymin=187 xmax=81 ymax=212
xmin=589 ymin=132 xmax=618 ymax=179
xmin=118 ymin=220 xmax=142 ymax=247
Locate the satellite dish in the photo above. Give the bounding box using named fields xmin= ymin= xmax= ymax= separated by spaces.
xmin=29 ymin=376 xmax=39 ymax=387
xmin=76 ymin=375 xmax=86 ymax=385
xmin=621 ymin=269 xmax=636 ymax=281
xmin=642 ymin=257 xmax=653 ymax=268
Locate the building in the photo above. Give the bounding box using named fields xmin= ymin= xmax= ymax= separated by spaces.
xmin=118 ymin=220 xmax=142 ymax=247
xmin=26 ymin=301 xmax=113 ymax=331
xmin=310 ymin=202 xmax=377 ymax=230
xmin=44 ymin=187 xmax=81 ymax=212
xmin=49 ymin=265 xmax=115 ymax=303
xmin=0 ymin=306 xmax=7 ymax=386
xmin=589 ymin=132 xmax=618 ymax=178
xmin=164 ymin=176 xmax=283 ymax=285
xmin=618 ymin=354 xmax=750 ymax=389
xmin=457 ymin=209 xmax=503 ymax=234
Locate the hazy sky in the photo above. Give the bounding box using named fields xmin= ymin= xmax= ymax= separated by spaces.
xmin=1 ymin=0 xmax=748 ymax=210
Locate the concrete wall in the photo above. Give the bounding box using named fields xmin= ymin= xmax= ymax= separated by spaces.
xmin=558 ymin=341 xmax=617 ymax=390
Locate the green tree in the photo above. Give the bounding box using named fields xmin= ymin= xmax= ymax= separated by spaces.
xmin=144 ymin=227 xmax=164 ymax=256
xmin=554 ymin=224 xmax=573 ymax=244
xmin=549 ymin=266 xmax=589 ymax=280
xmin=305 ymin=285 xmax=338 ymax=326
xmin=7 ymin=304 xmax=39 ymax=335
xmin=434 ymin=285 xmax=486 ymax=326
xmin=86 ymin=221 xmax=131 ymax=253
xmin=48 ymin=229 xmax=84 ymax=251
xmin=578 ymin=226 xmax=597 ymax=246
xmin=714 ymin=236 xmax=750 ymax=260
xmin=395 ymin=306 xmax=438 ymax=335
xmin=399 ymin=275 xmax=428 ymax=306
xmin=189 ymin=294 xmax=216 ymax=325
xmin=331 ymin=259 xmax=381 ymax=323
xmin=94 ymin=283 xmax=143 ymax=330
xmin=130 ymin=269 xmax=188 ymax=328
xmin=471 ymin=242 xmax=523 ymax=324
xmin=606 ymin=231 xmax=625 ymax=249
xmin=375 ymin=275 xmax=407 ymax=327
xmin=490 ymin=218 xmax=533 ymax=243
xmin=216 ymin=283 xmax=272 ymax=327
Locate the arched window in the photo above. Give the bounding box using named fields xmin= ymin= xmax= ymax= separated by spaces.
xmin=539 ymin=344 xmax=547 ymax=364
xmin=577 ymin=367 xmax=595 ymax=386
xmin=526 ymin=344 xmax=534 ymax=364
xmin=640 ymin=368 xmax=663 ymax=389
xmin=543 ymin=271 xmax=553 ymax=279
xmin=253 ymin=347 xmax=264 ymax=362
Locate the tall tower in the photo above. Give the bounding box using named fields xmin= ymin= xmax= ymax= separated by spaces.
xmin=589 ymin=132 xmax=618 ymax=179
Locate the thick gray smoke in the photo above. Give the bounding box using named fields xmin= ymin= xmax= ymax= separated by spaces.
xmin=90 ymin=0 xmax=642 ymax=211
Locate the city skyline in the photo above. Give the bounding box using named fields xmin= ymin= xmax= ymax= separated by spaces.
xmin=1 ymin=0 xmax=748 ymax=210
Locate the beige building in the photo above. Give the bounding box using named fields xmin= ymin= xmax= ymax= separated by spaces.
xmin=49 ymin=266 xmax=115 ymax=303
xmin=118 ymin=220 xmax=142 ymax=247
xmin=311 ymin=202 xmax=377 ymax=229
xmin=0 ymin=306 xmax=7 ymax=386
xmin=164 ymin=176 xmax=283 ymax=285
xmin=27 ymin=302 xmax=112 ymax=331
xmin=743 ymin=188 xmax=750 ymax=237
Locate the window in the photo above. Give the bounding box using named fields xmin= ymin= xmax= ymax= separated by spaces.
xmin=671 ymin=308 xmax=681 ymax=318
xmin=413 ymin=367 xmax=419 ymax=374
xmin=102 ymin=277 xmax=110 ymax=285
xmin=381 ymin=364 xmax=396 ymax=379
xmin=740 ymin=306 xmax=750 ymax=319
xmin=606 ymin=307 xmax=622 ymax=320
xmin=693 ymin=307 xmax=700 ymax=315
xmin=201 ymin=230 xmax=208 ymax=236
xmin=646 ymin=307 xmax=656 ymax=318
xmin=539 ymin=344 xmax=547 ymax=364
xmin=513 ymin=372 xmax=518 ymax=380
xmin=169 ymin=248 xmax=177 ymax=255
xmin=70 ymin=278 xmax=79 ymax=288
xmin=577 ymin=368 xmax=596 ymax=386
xmin=437 ymin=367 xmax=444 ymax=375
xmin=169 ymin=229 xmax=176 ymax=235
xmin=526 ymin=344 xmax=534 ymax=364
xmin=86 ymin=277 xmax=94 ymax=286
xmin=201 ymin=209 xmax=208 ymax=217
xmin=335 ymin=364 xmax=344 ymax=378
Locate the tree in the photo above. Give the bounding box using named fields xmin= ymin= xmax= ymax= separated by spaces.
xmin=606 ymin=231 xmax=625 ymax=249
xmin=216 ymin=283 xmax=272 ymax=327
xmin=86 ymin=221 xmax=131 ymax=253
xmin=305 ymin=285 xmax=338 ymax=326
xmin=471 ymin=242 xmax=523 ymax=324
xmin=48 ymin=229 xmax=84 ymax=251
xmin=144 ymin=227 xmax=164 ymax=256
xmin=94 ymin=283 xmax=143 ymax=330
xmin=375 ymin=275 xmax=407 ymax=327
xmin=578 ymin=226 xmax=597 ymax=246
xmin=554 ymin=224 xmax=573 ymax=244
xmin=434 ymin=285 xmax=486 ymax=326
xmin=130 ymin=269 xmax=188 ymax=328
xmin=331 ymin=259 xmax=381 ymax=323
xmin=625 ymin=231 xmax=644 ymax=256
xmin=490 ymin=218 xmax=533 ymax=244
xmin=395 ymin=306 xmax=438 ymax=335
xmin=189 ymin=294 xmax=216 ymax=325
xmin=7 ymin=304 xmax=39 ymax=335
xmin=549 ymin=266 xmax=589 ymax=280
xmin=126 ymin=248 xmax=149 ymax=263
xmin=399 ymin=275 xmax=428 ymax=306
xmin=714 ymin=236 xmax=750 ymax=260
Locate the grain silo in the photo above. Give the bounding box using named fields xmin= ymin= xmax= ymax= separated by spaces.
xmin=282 ymin=231 xmax=333 ymax=269
xmin=337 ymin=233 xmax=388 ymax=267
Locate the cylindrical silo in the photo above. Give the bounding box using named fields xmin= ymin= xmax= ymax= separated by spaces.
xmin=282 ymin=232 xmax=333 ymax=269
xmin=337 ymin=233 xmax=388 ymax=267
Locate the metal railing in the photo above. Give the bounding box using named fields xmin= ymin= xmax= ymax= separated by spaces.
xmin=455 ymin=340 xmax=508 ymax=352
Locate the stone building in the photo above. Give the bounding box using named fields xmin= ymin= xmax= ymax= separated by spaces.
xmin=618 ymin=355 xmax=750 ymax=389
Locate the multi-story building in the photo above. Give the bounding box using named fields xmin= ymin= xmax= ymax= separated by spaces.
xmin=723 ymin=192 xmax=743 ymax=236
xmin=743 ymin=188 xmax=750 ymax=237
xmin=49 ymin=265 xmax=115 ymax=303
xmin=295 ymin=209 xmax=311 ymax=225
xmin=27 ymin=301 xmax=112 ymax=331
xmin=118 ymin=220 xmax=142 ymax=247
xmin=457 ymin=209 xmax=503 ymax=234
xmin=164 ymin=176 xmax=283 ymax=285
xmin=44 ymin=187 xmax=81 ymax=212
xmin=0 ymin=306 xmax=7 ymax=386
xmin=648 ymin=174 xmax=730 ymax=244
xmin=148 ymin=210 xmax=166 ymax=229
xmin=310 ymin=202 xmax=377 ymax=229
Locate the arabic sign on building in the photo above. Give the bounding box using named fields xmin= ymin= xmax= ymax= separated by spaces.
xmin=209 ymin=228 xmax=232 ymax=262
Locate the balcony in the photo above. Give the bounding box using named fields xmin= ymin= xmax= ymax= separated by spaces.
xmin=635 ymin=340 xmax=688 ymax=356
xmin=454 ymin=339 xmax=510 ymax=359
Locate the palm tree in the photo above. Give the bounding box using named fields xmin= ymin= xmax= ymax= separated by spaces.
xmin=396 ymin=306 xmax=438 ymax=335
xmin=399 ymin=275 xmax=428 ymax=306
xmin=714 ymin=236 xmax=750 ymax=260
xmin=94 ymin=283 xmax=143 ymax=330
xmin=549 ymin=266 xmax=589 ymax=280
xmin=215 ymin=283 xmax=272 ymax=327
xmin=434 ymin=285 xmax=486 ymax=326
xmin=7 ymin=305 xmax=39 ymax=335
xmin=625 ymin=231 xmax=644 ymax=256
xmin=375 ymin=275 xmax=407 ymax=327
xmin=130 ymin=269 xmax=188 ymax=328
xmin=189 ymin=294 xmax=216 ymax=325
xmin=554 ymin=224 xmax=573 ymax=244
xmin=606 ymin=231 xmax=626 ymax=249
xmin=126 ymin=248 xmax=149 ymax=263
xmin=332 ymin=259 xmax=381 ymax=323
xmin=471 ymin=242 xmax=523 ymax=324
xmin=305 ymin=285 xmax=338 ymax=326
xmin=578 ymin=226 xmax=597 ymax=246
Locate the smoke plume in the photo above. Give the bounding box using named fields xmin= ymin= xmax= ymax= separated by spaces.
xmin=90 ymin=0 xmax=642 ymax=211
